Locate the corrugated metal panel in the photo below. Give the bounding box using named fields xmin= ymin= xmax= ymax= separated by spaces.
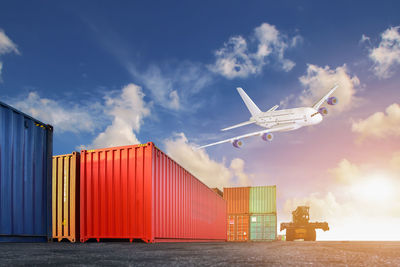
xmin=0 ymin=101 xmax=53 ymax=242
xmin=80 ymin=142 xmax=227 ymax=243
xmin=249 ymin=186 xmax=276 ymax=214
xmin=249 ymin=214 xmax=277 ymax=241
xmin=227 ymin=214 xmax=249 ymax=242
xmin=52 ymin=152 xmax=79 ymax=242
xmin=223 ymin=187 xmax=250 ymax=214
xmin=153 ymin=148 xmax=226 ymax=242
xmin=80 ymin=144 xmax=153 ymax=242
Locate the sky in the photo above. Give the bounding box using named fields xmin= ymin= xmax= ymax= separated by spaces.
xmin=1 ymin=1 xmax=400 ymax=240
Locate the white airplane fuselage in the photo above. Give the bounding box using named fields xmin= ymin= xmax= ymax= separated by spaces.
xmin=252 ymin=107 xmax=323 ymax=130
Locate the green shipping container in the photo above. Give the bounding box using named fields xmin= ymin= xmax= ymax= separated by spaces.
xmin=249 ymin=186 xmax=276 ymax=214
xmin=250 ymin=214 xmax=277 ymax=241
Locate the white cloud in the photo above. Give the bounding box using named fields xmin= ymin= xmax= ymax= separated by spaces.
xmin=0 ymin=29 xmax=19 ymax=55
xmin=9 ymin=83 xmax=151 ymax=150
xmin=329 ymin=159 xmax=361 ymax=184
xmin=298 ymin=64 xmax=360 ymax=113
xmin=209 ymin=22 xmax=298 ymax=79
xmin=360 ymin=34 xmax=371 ymax=44
xmin=164 ymin=133 xmax=252 ymax=189
xmin=368 ymin=26 xmax=400 ymax=79
xmin=11 ymin=92 xmax=97 ymax=133
xmin=91 ymin=83 xmax=150 ymax=148
xmin=351 ymin=103 xmax=400 ymax=143
xmin=129 ymin=62 xmax=212 ymax=110
xmin=230 ymin=158 xmax=251 ymax=186
xmin=0 ymin=29 xmax=19 ymax=81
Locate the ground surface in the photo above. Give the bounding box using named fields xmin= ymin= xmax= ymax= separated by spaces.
xmin=1 ymin=241 xmax=399 ymax=266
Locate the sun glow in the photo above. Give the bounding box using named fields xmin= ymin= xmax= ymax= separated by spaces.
xmin=314 ymin=171 xmax=400 ymax=241
xmin=350 ymin=172 xmax=396 ymax=203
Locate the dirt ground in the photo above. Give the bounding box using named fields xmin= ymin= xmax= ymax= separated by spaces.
xmin=1 ymin=241 xmax=399 ymax=266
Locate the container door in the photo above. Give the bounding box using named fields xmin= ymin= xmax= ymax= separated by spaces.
xmin=52 ymin=153 xmax=79 ymax=242
xmin=250 ymin=214 xmax=277 ymax=241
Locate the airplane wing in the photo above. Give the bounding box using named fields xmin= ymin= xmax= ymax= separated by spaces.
xmin=197 ymin=123 xmax=297 ymax=149
xmin=312 ymin=84 xmax=339 ymax=110
xmin=221 ymin=120 xmax=256 ymax=131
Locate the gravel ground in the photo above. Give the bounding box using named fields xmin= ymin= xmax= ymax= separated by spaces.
xmin=1 ymin=241 xmax=399 ymax=266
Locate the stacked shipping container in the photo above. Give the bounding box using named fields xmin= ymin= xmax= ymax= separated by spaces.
xmin=0 ymin=101 xmax=53 ymax=242
xmin=224 ymin=186 xmax=276 ymax=242
xmin=249 ymin=186 xmax=277 ymax=241
xmin=224 ymin=187 xmax=250 ymax=241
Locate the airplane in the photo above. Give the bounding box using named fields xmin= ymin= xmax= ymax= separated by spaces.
xmin=197 ymin=84 xmax=339 ymax=149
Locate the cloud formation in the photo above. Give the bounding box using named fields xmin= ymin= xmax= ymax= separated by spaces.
xmin=164 ymin=133 xmax=251 ymax=188
xmin=129 ymin=62 xmax=212 ymax=110
xmin=91 ymin=83 xmax=150 ymax=148
xmin=368 ymin=26 xmax=400 ymax=79
xmin=328 ymin=159 xmax=361 ymax=184
xmin=298 ymin=64 xmax=360 ymax=113
xmin=0 ymin=29 xmax=19 ymax=80
xmin=209 ymin=23 xmax=299 ymax=79
xmin=10 ymin=84 xmax=151 ymax=149
xmin=0 ymin=29 xmax=19 ymax=55
xmin=11 ymin=92 xmax=98 ymax=133
xmin=352 ymin=103 xmax=400 ymax=142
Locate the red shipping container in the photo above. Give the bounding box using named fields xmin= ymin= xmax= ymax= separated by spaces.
xmin=227 ymin=214 xmax=249 ymax=242
xmin=223 ymin=187 xmax=250 ymax=214
xmin=80 ymin=143 xmax=227 ymax=243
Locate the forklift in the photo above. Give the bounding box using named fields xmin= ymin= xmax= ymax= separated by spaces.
xmin=280 ymin=206 xmax=329 ymax=241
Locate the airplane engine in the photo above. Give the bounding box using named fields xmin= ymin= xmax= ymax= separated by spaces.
xmin=261 ymin=132 xmax=273 ymax=142
xmin=318 ymin=107 xmax=328 ymax=116
xmin=232 ymin=139 xmax=243 ymax=148
xmin=327 ymin=96 xmax=338 ymax=105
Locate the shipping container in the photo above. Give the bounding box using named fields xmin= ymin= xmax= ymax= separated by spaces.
xmin=227 ymin=214 xmax=249 ymax=242
xmin=211 ymin=188 xmax=223 ymax=197
xmin=249 ymin=186 xmax=276 ymax=214
xmin=80 ymin=143 xmax=226 ymax=243
xmin=249 ymin=214 xmax=277 ymax=241
xmin=0 ymin=101 xmax=53 ymax=242
xmin=223 ymin=187 xmax=250 ymax=214
xmin=52 ymin=152 xmax=79 ymax=242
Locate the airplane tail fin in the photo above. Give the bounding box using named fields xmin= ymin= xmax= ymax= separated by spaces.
xmin=237 ymin=87 xmax=262 ymax=117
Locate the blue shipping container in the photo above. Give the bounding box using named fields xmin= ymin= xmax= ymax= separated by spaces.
xmin=0 ymin=101 xmax=53 ymax=242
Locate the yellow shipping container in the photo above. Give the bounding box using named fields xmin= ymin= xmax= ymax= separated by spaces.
xmin=52 ymin=152 xmax=79 ymax=242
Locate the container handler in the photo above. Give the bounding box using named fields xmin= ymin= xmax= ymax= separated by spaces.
xmin=280 ymin=206 xmax=329 ymax=241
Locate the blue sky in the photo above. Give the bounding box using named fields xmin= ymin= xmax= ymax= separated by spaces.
xmin=1 ymin=1 xmax=400 ymax=239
